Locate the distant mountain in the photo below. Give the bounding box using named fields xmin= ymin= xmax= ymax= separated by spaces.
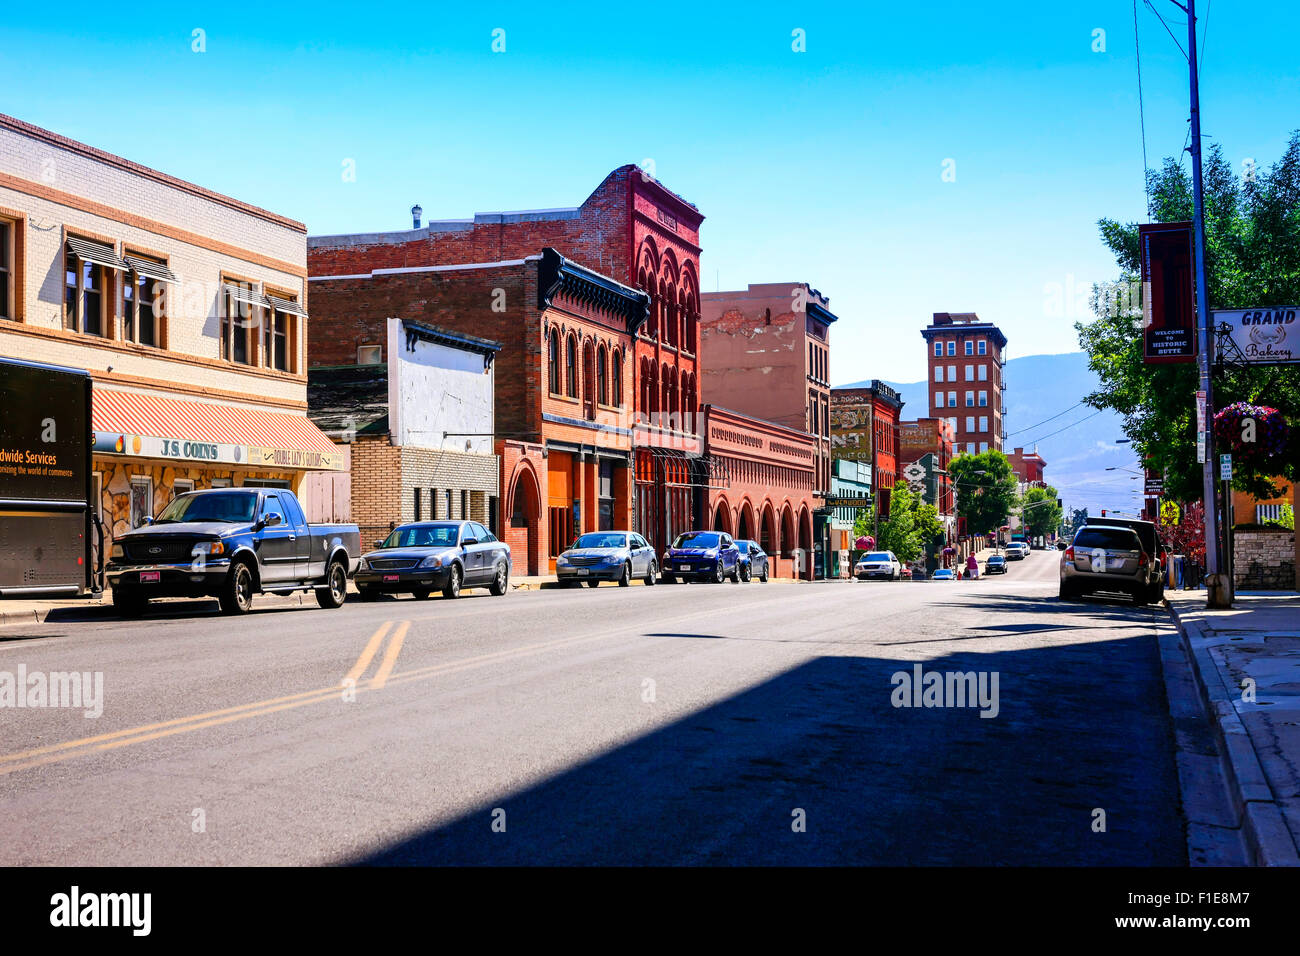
xmin=838 ymin=352 xmax=1142 ymax=516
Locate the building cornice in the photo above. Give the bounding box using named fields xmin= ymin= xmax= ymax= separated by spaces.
xmin=538 ymin=247 xmax=650 ymax=335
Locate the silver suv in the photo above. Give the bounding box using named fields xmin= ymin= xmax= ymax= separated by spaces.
xmin=1059 ymin=524 xmax=1160 ymax=604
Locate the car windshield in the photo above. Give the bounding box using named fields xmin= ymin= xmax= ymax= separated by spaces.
xmin=1073 ymin=528 xmax=1140 ymax=551
xmin=673 ymin=532 xmax=720 ymax=549
xmin=154 ymin=492 xmax=256 ymax=524
xmin=865 ymin=552 xmax=891 ymax=561
xmin=380 ymin=524 xmax=459 ymax=549
xmin=573 ymin=533 xmax=628 ymax=550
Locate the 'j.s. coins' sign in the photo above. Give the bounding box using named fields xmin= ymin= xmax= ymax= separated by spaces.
xmin=1214 ymin=307 xmax=1299 ymax=365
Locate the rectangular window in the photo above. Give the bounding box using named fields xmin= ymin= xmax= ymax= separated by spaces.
xmin=933 ymin=341 xmax=942 ymax=357
xmin=978 ymin=340 xmax=987 ymax=355
xmin=966 ymin=416 xmax=975 ymax=432
xmin=222 ymin=280 xmax=265 ymax=365
xmin=0 ymin=220 xmax=12 ymax=320
xmin=979 ymin=416 xmax=988 ymax=432
xmin=934 ymin=391 xmax=943 ymax=409
xmin=934 ymin=366 xmax=943 ymax=383
xmin=979 ymin=390 xmax=988 ymax=407
xmin=122 ymin=254 xmax=173 ymax=348
xmin=968 ymin=442 xmax=976 ymax=454
xmin=130 ymin=476 xmax=153 ymax=529
xmin=946 ymin=341 xmax=956 ymax=356
xmin=265 ymin=294 xmax=304 ymax=372
xmin=980 ymin=441 xmax=989 ymax=453
xmin=964 ymin=365 xmax=974 ymax=381
xmin=978 ymin=364 xmax=988 ymax=381
xmin=947 ymin=391 xmax=956 ymax=408
xmin=947 ymin=365 xmax=956 ymax=381
xmin=357 ymin=345 xmax=382 ymax=365
xmin=172 ymin=479 xmax=194 ymax=500
xmin=414 ymin=488 xmax=422 ymax=521
xmin=462 ymin=490 xmax=470 ymax=520
xmin=965 ymin=391 xmax=974 ymax=407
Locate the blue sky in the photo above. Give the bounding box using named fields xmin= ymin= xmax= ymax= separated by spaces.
xmin=4 ymin=0 xmax=1296 ymax=398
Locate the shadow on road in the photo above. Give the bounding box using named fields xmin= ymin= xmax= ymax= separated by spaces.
xmin=352 ymin=633 xmax=1185 ymax=866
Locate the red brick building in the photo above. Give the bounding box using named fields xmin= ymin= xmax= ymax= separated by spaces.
xmin=703 ymin=405 xmax=817 ymax=579
xmin=307 ymin=165 xmax=706 ymax=553
xmin=305 ymin=248 xmax=647 ymax=576
xmin=1006 ymin=446 xmax=1047 ymax=488
xmin=829 ymin=381 xmax=903 ymax=504
xmin=922 ymin=312 xmax=1007 ymax=456
xmin=900 ymin=417 xmax=956 ymax=517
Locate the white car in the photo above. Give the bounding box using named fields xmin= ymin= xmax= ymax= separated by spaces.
xmin=1005 ymin=542 xmax=1031 ymax=560
xmin=855 ymin=550 xmax=902 ymax=580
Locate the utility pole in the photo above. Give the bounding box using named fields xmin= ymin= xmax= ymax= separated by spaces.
xmin=1182 ymin=0 xmax=1228 ymax=607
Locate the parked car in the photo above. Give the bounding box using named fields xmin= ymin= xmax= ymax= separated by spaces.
xmin=107 ymin=488 xmax=360 ymax=616
xmin=1082 ymin=515 xmax=1165 ymax=602
xmin=556 ymin=531 xmax=658 ymax=587
xmin=1005 ymin=542 xmax=1030 ymax=560
xmin=900 ymin=566 xmax=913 ymax=580
xmin=1059 ymin=524 xmax=1159 ymax=604
xmin=932 ymin=568 xmax=957 ymax=581
xmin=854 ymin=550 xmax=902 ymax=580
xmin=985 ymin=554 xmax=1008 ymax=574
xmin=355 ymin=520 xmax=510 ymax=600
xmin=662 ymin=531 xmax=741 ymax=583
xmin=735 ymin=539 xmax=770 ymax=582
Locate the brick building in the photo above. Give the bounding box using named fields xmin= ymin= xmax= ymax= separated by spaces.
xmin=900 ymin=417 xmax=957 ymax=564
xmin=829 ymin=381 xmax=904 ymax=504
xmin=922 ymin=312 xmax=1007 ymax=456
xmin=305 ymin=248 xmax=646 ymax=575
xmin=307 ymin=164 xmax=707 ymax=552
xmin=0 ymin=112 xmax=339 ymax=547
xmin=702 ymin=405 xmax=817 ymax=579
xmin=308 ymin=317 xmax=501 ymax=547
xmin=1006 ymin=445 xmax=1047 ymax=489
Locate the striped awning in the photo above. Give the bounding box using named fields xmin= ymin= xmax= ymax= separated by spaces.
xmin=124 ymin=255 xmax=178 ymax=284
xmin=222 ymin=283 xmax=271 ymax=309
xmin=67 ymin=236 xmax=129 ymax=271
xmin=92 ymin=388 xmax=342 ymax=470
xmin=267 ymin=294 xmax=308 ymax=318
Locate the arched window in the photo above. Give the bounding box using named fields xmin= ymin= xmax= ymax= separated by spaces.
xmin=597 ymin=345 xmax=608 ymax=406
xmin=547 ymin=329 xmax=559 ymax=394
xmin=611 ymin=349 xmax=622 ymax=406
xmin=566 ymin=334 xmax=577 ymax=398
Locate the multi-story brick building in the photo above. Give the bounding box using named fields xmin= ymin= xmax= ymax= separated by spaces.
xmin=829 ymin=381 xmax=904 ymax=504
xmin=305 ymin=248 xmax=646 ymax=575
xmin=307 ymin=164 xmax=707 ymax=552
xmin=900 ymin=417 xmax=956 ymax=518
xmin=702 ymin=405 xmax=817 ymax=579
xmin=0 ymin=113 xmax=340 ymax=545
xmin=308 ymin=317 xmax=501 ymax=548
xmin=921 ymin=312 xmax=1007 ymax=456
xmin=1006 ymin=445 xmax=1047 ymax=490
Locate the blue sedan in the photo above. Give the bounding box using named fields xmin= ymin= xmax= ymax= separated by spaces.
xmin=661 ymin=531 xmax=741 ymax=584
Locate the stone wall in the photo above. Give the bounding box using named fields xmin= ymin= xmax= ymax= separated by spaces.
xmin=1233 ymin=529 xmax=1296 ymax=591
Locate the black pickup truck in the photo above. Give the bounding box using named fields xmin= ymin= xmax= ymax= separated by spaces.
xmin=106 ymin=488 xmax=360 ymax=615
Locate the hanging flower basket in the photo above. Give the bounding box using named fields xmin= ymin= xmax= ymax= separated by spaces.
xmin=1213 ymin=403 xmax=1288 ymax=468
xmin=855 ymin=535 xmax=875 ymax=550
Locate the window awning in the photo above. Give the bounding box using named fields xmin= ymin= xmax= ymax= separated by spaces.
xmin=92 ymin=388 xmax=344 ymax=471
xmin=67 ymin=236 xmax=129 ymax=271
xmin=267 ymin=294 xmax=308 ymax=318
xmin=124 ymin=255 xmax=178 ymax=284
xmin=222 ymin=283 xmax=271 ymax=309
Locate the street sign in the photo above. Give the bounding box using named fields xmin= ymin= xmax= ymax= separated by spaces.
xmin=1197 ymin=430 xmax=1206 ymax=463
xmin=1219 ymin=453 xmax=1232 ymax=481
xmin=1144 ymin=478 xmax=1164 ymax=495
xmin=1195 ymin=390 xmax=1206 ymax=430
xmin=1212 ymin=307 xmax=1299 ymax=365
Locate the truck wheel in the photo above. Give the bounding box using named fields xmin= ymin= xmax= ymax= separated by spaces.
xmin=488 ymin=561 xmax=509 ymax=597
xmin=112 ymin=586 xmax=147 ymax=617
xmin=442 ymin=563 xmax=462 ymax=599
xmin=220 ymin=561 xmax=256 ymax=615
xmin=314 ymin=558 xmax=348 ymax=609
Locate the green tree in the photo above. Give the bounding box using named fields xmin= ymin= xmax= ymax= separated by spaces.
xmin=1023 ymin=485 xmax=1063 ymax=539
xmin=949 ymin=450 xmax=1019 ymax=536
xmin=876 ymin=482 xmax=923 ymax=562
xmin=1077 ymin=134 xmax=1300 ymax=502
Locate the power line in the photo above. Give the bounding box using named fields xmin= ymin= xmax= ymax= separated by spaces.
xmin=1018 ymin=409 xmax=1104 ymax=445
xmin=1143 ymin=0 xmax=1188 ymax=60
xmin=1005 ymin=401 xmax=1084 ymax=438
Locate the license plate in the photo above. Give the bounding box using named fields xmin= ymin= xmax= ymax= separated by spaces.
xmin=139 ymin=571 xmax=160 ymax=584
xmin=1108 ymin=558 xmax=1126 ymax=569
xmin=679 ymin=564 xmax=690 ymax=572
xmin=383 ymin=574 xmax=399 ymax=583
xmin=577 ymin=568 xmax=589 ymax=576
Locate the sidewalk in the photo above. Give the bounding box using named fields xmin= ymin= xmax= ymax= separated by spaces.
xmin=1165 ymin=592 xmax=1300 ymax=866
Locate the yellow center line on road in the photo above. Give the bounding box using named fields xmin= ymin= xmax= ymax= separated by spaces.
xmin=369 ymin=621 xmax=408 ymax=689
xmin=343 ymin=621 xmax=393 ymax=686
xmin=0 ymin=624 xmax=624 ymax=777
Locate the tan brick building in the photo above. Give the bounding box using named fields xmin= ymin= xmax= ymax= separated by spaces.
xmin=0 ymin=113 xmax=340 ymax=544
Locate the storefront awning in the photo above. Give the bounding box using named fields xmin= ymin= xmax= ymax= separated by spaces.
xmin=92 ymin=388 xmax=344 ymax=471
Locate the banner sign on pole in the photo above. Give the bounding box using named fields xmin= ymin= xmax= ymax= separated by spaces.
xmin=1141 ymin=222 xmax=1197 ymax=364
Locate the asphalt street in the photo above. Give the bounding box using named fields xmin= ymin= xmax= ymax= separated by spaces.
xmin=0 ymin=550 xmax=1186 ymax=865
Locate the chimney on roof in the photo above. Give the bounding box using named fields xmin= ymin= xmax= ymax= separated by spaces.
xmin=411 ymin=204 xmax=423 ymax=229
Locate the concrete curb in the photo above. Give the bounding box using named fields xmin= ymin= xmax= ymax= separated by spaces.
xmin=1166 ymin=603 xmax=1300 ymax=866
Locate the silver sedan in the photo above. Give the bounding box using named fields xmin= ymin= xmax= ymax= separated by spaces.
xmin=556 ymin=531 xmax=659 ymax=588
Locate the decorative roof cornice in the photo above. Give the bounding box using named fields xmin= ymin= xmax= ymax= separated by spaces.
xmin=538 ymin=247 xmax=650 ymax=335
